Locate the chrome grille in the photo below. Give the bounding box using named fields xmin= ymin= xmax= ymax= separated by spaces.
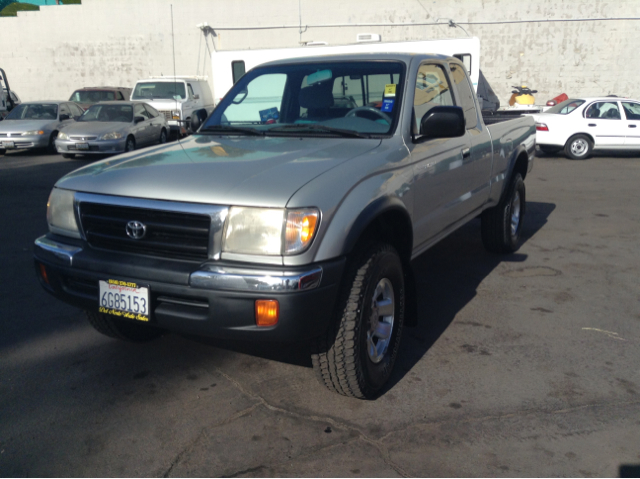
xmin=79 ymin=202 xmax=212 ymax=261
xmin=159 ymin=110 xmax=173 ymax=121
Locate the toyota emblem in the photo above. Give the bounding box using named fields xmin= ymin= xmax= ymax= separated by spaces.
xmin=126 ymin=220 xmax=147 ymax=240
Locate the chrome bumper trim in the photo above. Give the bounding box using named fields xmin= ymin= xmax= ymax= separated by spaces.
xmin=34 ymin=235 xmax=83 ymax=267
xmin=190 ymin=265 xmax=323 ymax=292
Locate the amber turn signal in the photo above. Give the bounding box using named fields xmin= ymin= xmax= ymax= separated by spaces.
xmin=39 ymin=263 xmax=49 ymax=285
xmin=255 ymin=299 xmax=279 ymax=327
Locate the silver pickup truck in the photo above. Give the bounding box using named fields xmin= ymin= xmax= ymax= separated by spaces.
xmin=34 ymin=53 xmax=535 ymax=399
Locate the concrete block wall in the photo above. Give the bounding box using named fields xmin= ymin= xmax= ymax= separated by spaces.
xmin=1 ymin=0 xmax=639 ymax=106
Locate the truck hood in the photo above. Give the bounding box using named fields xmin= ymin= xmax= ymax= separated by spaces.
xmin=56 ymin=134 xmax=382 ymax=207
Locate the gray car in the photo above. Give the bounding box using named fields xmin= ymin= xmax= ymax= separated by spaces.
xmin=0 ymin=101 xmax=81 ymax=154
xmin=55 ymin=101 xmax=168 ymax=159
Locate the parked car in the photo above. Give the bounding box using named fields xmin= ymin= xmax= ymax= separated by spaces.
xmin=130 ymin=76 xmax=214 ymax=138
xmin=55 ymin=101 xmax=168 ymax=158
xmin=69 ymin=86 xmax=132 ymax=111
xmin=34 ymin=53 xmax=535 ymax=398
xmin=533 ymin=97 xmax=640 ymax=159
xmin=0 ymin=101 xmax=82 ymax=154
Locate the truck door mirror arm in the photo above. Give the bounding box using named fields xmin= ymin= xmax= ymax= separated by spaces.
xmin=413 ymin=106 xmax=466 ymax=143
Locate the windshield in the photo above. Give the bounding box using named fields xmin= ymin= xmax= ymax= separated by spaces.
xmin=69 ymin=90 xmax=116 ymax=103
xmin=132 ymin=82 xmax=186 ymax=100
xmin=545 ymin=99 xmax=585 ymax=114
xmin=201 ymin=61 xmax=405 ymax=137
xmin=78 ymin=104 xmax=133 ymax=122
xmin=4 ymin=103 xmax=58 ymax=120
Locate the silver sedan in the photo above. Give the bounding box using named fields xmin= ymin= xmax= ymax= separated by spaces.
xmin=55 ymin=101 xmax=168 ymax=159
xmin=0 ymin=101 xmax=81 ymax=154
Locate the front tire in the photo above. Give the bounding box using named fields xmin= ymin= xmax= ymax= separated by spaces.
xmin=481 ymin=172 xmax=526 ymax=254
xmin=47 ymin=131 xmax=58 ymax=154
xmin=312 ymin=242 xmax=405 ymax=399
xmin=564 ymin=134 xmax=593 ymax=160
xmin=85 ymin=311 xmax=163 ymax=342
xmin=124 ymin=135 xmax=136 ymax=152
xmin=159 ymin=128 xmax=167 ymax=144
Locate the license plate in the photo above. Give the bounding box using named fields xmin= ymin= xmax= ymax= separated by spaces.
xmin=2 ymin=141 xmax=15 ymax=148
xmin=76 ymin=142 xmax=89 ymax=150
xmin=99 ymin=279 xmax=149 ymax=321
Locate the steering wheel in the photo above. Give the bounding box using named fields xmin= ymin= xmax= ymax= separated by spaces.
xmin=346 ymin=106 xmax=392 ymax=124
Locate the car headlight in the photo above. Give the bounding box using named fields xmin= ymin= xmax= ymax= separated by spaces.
xmin=47 ymin=188 xmax=81 ymax=238
xmin=223 ymin=207 xmax=319 ymax=256
xmin=57 ymin=131 xmax=69 ymax=140
xmin=100 ymin=131 xmax=123 ymax=140
xmin=22 ymin=130 xmax=44 ymax=136
xmin=172 ymin=110 xmax=181 ymax=120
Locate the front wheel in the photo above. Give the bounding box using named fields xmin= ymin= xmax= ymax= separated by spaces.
xmin=312 ymin=242 xmax=405 ymax=399
xmin=481 ymin=172 xmax=526 ymax=254
xmin=47 ymin=131 xmax=58 ymax=154
xmin=85 ymin=311 xmax=164 ymax=342
xmin=564 ymin=134 xmax=592 ymax=160
xmin=124 ymin=135 xmax=136 ymax=152
xmin=159 ymin=128 xmax=167 ymax=144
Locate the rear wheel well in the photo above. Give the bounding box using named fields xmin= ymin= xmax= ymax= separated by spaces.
xmin=514 ymin=151 xmax=529 ymax=181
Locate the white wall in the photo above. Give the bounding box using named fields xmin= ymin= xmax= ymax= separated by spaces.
xmin=1 ymin=0 xmax=639 ymax=106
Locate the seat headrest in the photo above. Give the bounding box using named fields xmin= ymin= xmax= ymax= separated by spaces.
xmin=299 ymin=83 xmax=334 ymax=109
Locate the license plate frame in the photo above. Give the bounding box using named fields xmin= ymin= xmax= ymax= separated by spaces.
xmin=99 ymin=279 xmax=150 ymax=322
xmin=2 ymin=141 xmax=15 ymax=148
xmin=76 ymin=142 xmax=89 ymax=150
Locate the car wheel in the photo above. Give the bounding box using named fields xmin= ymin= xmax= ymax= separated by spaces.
xmin=539 ymin=145 xmax=561 ymax=155
xmin=62 ymin=153 xmax=76 ymax=159
xmin=125 ymin=136 xmax=136 ymax=152
xmin=159 ymin=128 xmax=167 ymax=144
xmin=85 ymin=311 xmax=164 ymax=342
xmin=564 ymin=134 xmax=593 ymax=160
xmin=0 ymin=148 xmax=5 ymax=156
xmin=312 ymin=242 xmax=405 ymax=399
xmin=47 ymin=131 xmax=58 ymax=154
xmin=481 ymin=172 xmax=526 ymax=254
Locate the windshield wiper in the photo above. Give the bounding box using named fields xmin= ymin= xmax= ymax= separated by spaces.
xmin=199 ymin=125 xmax=265 ymax=136
xmin=267 ymin=124 xmax=371 ymax=138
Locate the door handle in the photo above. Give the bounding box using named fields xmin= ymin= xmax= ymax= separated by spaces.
xmin=462 ymin=148 xmax=471 ymax=159
xmin=629 ymin=125 xmax=637 ymax=128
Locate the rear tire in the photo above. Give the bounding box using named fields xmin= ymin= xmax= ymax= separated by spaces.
xmin=564 ymin=134 xmax=592 ymax=160
xmin=481 ymin=172 xmax=526 ymax=254
xmin=85 ymin=311 xmax=163 ymax=342
xmin=312 ymin=242 xmax=405 ymax=399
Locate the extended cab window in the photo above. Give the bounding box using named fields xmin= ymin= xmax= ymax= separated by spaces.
xmin=449 ymin=62 xmax=478 ymax=129
xmin=414 ymin=64 xmax=453 ymax=132
xmin=202 ymin=61 xmax=405 ymax=137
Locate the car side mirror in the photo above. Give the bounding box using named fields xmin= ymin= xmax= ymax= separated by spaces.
xmin=134 ymin=116 xmax=145 ymax=123
xmin=193 ymin=94 xmax=200 ymax=100
xmin=416 ymin=106 xmax=465 ymax=142
xmin=59 ymin=114 xmax=71 ymax=121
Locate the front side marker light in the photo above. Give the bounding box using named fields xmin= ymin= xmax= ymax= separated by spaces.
xmin=285 ymin=209 xmax=319 ymax=254
xmin=255 ymin=299 xmax=279 ymax=326
xmin=38 ymin=263 xmax=49 ymax=285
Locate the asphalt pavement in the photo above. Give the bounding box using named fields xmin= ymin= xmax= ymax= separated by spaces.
xmin=1 ymin=148 xmax=639 ymax=477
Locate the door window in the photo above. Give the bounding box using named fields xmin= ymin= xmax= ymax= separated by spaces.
xmin=232 ymin=61 xmax=246 ymax=84
xmin=621 ymin=102 xmax=640 ymax=120
xmin=133 ymin=103 xmax=150 ymax=119
xmin=143 ymin=104 xmax=159 ymax=118
xmin=585 ymin=102 xmax=621 ymax=119
xmin=59 ymin=104 xmax=70 ymax=118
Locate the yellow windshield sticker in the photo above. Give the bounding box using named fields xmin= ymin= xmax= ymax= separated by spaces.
xmin=384 ymin=84 xmax=397 ymax=97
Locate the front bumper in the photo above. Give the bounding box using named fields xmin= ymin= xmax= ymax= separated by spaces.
xmin=55 ymin=138 xmax=127 ymax=155
xmin=34 ymin=234 xmax=345 ymax=342
xmin=1 ymin=134 xmax=49 ymax=150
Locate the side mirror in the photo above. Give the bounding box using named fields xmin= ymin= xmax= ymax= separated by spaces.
xmin=134 ymin=116 xmax=145 ymax=123
xmin=193 ymin=94 xmax=200 ymax=100
xmin=59 ymin=114 xmax=71 ymax=121
xmin=416 ymin=106 xmax=465 ymax=142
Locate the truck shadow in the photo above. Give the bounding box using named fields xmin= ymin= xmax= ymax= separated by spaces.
xmin=185 ymin=201 xmax=556 ymax=393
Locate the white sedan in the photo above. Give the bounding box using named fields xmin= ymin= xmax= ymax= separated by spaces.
xmin=533 ymin=97 xmax=640 ymax=159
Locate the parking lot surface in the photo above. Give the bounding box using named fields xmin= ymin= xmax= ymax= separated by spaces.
xmin=1 ymin=149 xmax=639 ymax=477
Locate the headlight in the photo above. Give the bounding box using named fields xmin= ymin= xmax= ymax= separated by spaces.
xmin=57 ymin=131 xmax=69 ymax=140
xmin=223 ymin=207 xmax=319 ymax=256
xmin=100 ymin=131 xmax=123 ymax=140
xmin=47 ymin=188 xmax=81 ymax=238
xmin=172 ymin=110 xmax=181 ymax=120
xmin=22 ymin=130 xmax=44 ymax=136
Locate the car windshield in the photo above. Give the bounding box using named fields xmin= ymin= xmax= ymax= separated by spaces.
xmin=79 ymin=104 xmax=133 ymax=123
xmin=70 ymin=90 xmax=116 ymax=103
xmin=131 ymin=82 xmax=186 ymax=100
xmin=201 ymin=60 xmax=405 ymax=137
xmin=4 ymin=103 xmax=58 ymax=120
xmin=545 ymin=99 xmax=585 ymax=114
